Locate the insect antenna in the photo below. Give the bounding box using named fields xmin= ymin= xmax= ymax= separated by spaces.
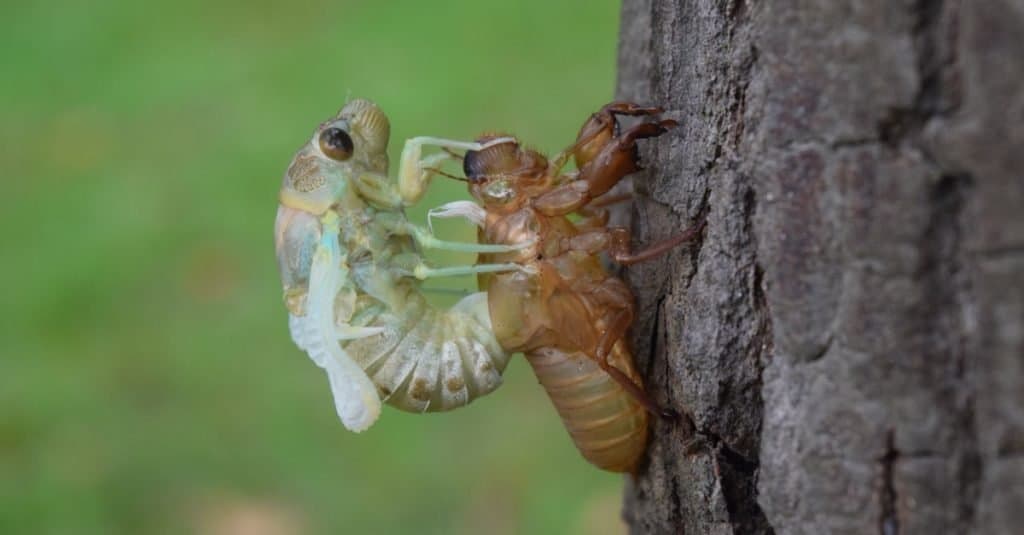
xmin=426 ymin=167 xmax=468 ymax=182
xmin=441 ymin=147 xmax=465 ymax=160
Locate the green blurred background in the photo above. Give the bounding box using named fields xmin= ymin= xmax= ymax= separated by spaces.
xmin=1 ymin=1 xmax=628 ymax=533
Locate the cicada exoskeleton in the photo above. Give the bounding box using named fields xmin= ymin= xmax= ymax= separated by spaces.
xmin=434 ymin=103 xmax=699 ymax=471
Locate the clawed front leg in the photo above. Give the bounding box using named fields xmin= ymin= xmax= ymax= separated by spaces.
xmin=398 ymin=136 xmax=515 ymax=206
xmin=533 ymin=120 xmax=677 ymax=218
xmin=548 ymin=101 xmax=666 ymax=174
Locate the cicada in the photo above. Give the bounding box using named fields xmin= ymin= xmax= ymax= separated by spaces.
xmin=274 ymin=99 xmax=532 ymax=432
xmin=431 ymin=103 xmax=700 ymax=471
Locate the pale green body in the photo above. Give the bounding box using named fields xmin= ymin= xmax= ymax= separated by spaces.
xmin=275 ymin=99 xmax=525 ymax=431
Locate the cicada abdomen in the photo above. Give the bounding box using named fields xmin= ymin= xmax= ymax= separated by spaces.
xmin=525 ymin=343 xmax=648 ymax=472
xmin=340 ymin=288 xmax=509 ymax=413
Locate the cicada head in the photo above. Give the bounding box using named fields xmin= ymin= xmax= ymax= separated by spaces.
xmin=278 ymin=98 xmax=391 ymax=215
xmin=464 ymin=135 xmax=547 ymax=212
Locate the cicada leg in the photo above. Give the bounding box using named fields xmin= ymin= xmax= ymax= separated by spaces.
xmin=414 ymin=226 xmax=532 ymax=254
xmin=533 ymin=119 xmax=678 ymax=217
xmin=398 ymin=136 xmax=515 ymax=205
xmin=605 ymin=220 xmax=705 ymax=265
xmin=412 ymin=262 xmax=529 ymax=281
xmin=592 ymin=309 xmax=674 ymax=420
xmin=390 ymin=252 xmax=529 ymax=281
xmin=558 ymin=219 xmax=704 ymax=266
xmin=375 ymin=212 xmax=532 ymax=254
xmin=546 ymin=101 xmax=665 ymax=176
xmin=570 ymin=194 xmax=633 ymax=230
xmin=351 ymin=172 xmax=402 ymax=209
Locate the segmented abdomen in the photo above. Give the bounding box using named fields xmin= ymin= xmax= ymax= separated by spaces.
xmin=525 ymin=344 xmax=648 ymax=472
xmin=343 ymin=290 xmax=510 ymax=413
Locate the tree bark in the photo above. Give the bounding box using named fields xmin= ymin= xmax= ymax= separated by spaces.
xmin=616 ymin=1 xmax=1024 ymax=533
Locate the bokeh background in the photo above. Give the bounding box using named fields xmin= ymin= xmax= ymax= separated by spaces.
xmin=1 ymin=1 xmax=628 ymax=534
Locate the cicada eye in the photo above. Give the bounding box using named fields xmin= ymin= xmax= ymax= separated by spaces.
xmin=463 ymin=149 xmax=486 ymax=182
xmin=319 ymin=127 xmax=354 ymax=161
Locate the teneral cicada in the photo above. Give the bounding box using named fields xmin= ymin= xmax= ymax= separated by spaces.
xmin=431 ymin=103 xmax=701 ymax=472
xmin=274 ymin=99 xmax=533 ymax=432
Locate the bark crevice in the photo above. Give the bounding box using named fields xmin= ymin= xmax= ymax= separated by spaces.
xmin=879 ymin=430 xmax=900 ymax=535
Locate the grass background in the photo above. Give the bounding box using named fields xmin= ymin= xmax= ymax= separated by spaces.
xmin=0 ymin=1 xmax=628 ymax=533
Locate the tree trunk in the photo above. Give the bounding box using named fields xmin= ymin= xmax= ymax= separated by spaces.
xmin=615 ymin=1 xmax=1024 ymax=533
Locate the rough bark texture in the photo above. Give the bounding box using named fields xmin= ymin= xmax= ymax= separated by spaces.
xmin=616 ymin=1 xmax=1024 ymax=533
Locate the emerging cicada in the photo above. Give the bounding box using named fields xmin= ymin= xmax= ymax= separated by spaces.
xmin=274 ymin=99 xmax=533 ymax=432
xmin=431 ymin=103 xmax=701 ymax=472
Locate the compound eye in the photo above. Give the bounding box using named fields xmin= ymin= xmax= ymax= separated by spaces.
xmin=462 ymin=150 xmax=486 ymax=183
xmin=319 ymin=127 xmax=354 ymax=161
